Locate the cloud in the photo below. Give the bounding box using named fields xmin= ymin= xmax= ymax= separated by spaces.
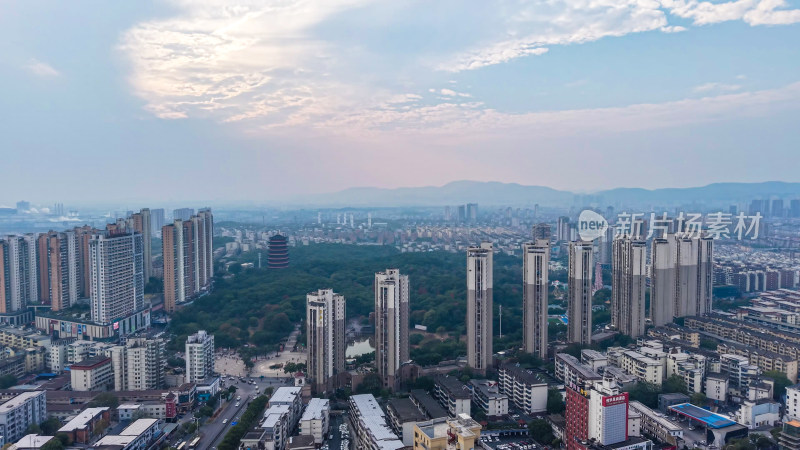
xmin=25 ymin=59 xmax=60 ymax=78
xmin=439 ymin=88 xmax=471 ymax=98
xmin=661 ymin=0 xmax=800 ymax=26
xmin=693 ymin=82 xmax=743 ymax=93
xmin=315 ymin=82 xmax=800 ymax=141
xmin=120 ymin=0 xmax=800 ymax=134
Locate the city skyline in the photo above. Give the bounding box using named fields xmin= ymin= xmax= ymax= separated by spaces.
xmin=2 ymin=1 xmax=800 ymax=203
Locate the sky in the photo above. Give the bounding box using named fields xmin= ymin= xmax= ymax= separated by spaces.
xmin=1 ymin=0 xmax=800 ymax=206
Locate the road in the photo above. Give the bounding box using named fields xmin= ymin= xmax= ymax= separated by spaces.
xmin=196 ymin=377 xmax=293 ymax=450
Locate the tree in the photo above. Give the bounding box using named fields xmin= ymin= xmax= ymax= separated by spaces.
xmin=167 ymin=357 xmax=186 ymax=368
xmin=690 ymin=392 xmax=707 ymax=406
xmin=25 ymin=423 xmax=42 ymax=435
xmin=95 ymin=418 xmax=110 ymax=436
xmin=409 ymin=334 xmax=424 ymax=346
xmin=764 ymin=371 xmax=792 ymax=401
xmin=55 ymin=433 xmax=71 ymax=446
xmin=626 ymin=382 xmax=661 ymax=409
xmin=663 ymin=374 xmax=688 ymax=395
xmin=40 ymin=439 xmax=64 ymax=450
xmin=546 ymin=389 xmax=565 ymax=414
xmin=356 ymin=373 xmax=383 ymax=396
xmin=723 ymin=437 xmax=755 ymax=450
xmin=88 ymin=392 xmax=119 ymax=408
xmin=528 ymin=419 xmax=555 ymax=445
xmin=0 ymin=374 xmax=17 ymax=389
xmin=40 ymin=417 xmax=63 ymax=435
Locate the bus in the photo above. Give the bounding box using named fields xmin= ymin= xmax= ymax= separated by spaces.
xmin=188 ymin=437 xmax=201 ymax=449
xmin=176 ymin=442 xmax=186 ymax=450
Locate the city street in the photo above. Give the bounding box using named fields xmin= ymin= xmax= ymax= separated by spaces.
xmin=191 ymin=377 xmax=293 ymax=450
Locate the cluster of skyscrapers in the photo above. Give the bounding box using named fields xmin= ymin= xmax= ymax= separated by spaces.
xmin=0 ymin=207 xmax=213 ymax=331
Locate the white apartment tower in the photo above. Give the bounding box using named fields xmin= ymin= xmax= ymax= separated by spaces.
xmin=89 ymin=231 xmax=144 ymax=325
xmin=307 ymin=289 xmax=346 ymax=393
xmin=611 ymin=236 xmax=647 ymax=338
xmin=374 ymin=269 xmax=409 ymax=390
xmin=567 ymin=241 xmax=593 ymax=345
xmin=467 ymin=242 xmax=493 ymax=374
xmin=111 ymin=337 xmax=166 ymax=391
xmin=523 ymin=240 xmax=550 ymax=358
xmin=186 ymin=330 xmax=215 ymax=383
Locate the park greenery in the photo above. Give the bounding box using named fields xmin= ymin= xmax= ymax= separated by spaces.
xmin=170 ymin=243 xmax=534 ymax=361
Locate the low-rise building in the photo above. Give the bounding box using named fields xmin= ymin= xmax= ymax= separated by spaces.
xmin=412 ymin=414 xmax=481 ymax=450
xmin=409 ymin=390 xmax=448 ymax=420
xmin=386 ymin=398 xmax=427 ymax=447
xmin=629 ymin=401 xmax=683 ymax=447
xmin=70 ymin=355 xmax=113 ymax=391
xmin=706 ymin=374 xmax=729 ymax=403
xmin=94 ymin=418 xmax=160 ymax=450
xmin=469 ymin=380 xmax=508 ymax=417
xmin=269 ymin=387 xmax=303 ymax=434
xmin=434 ymin=376 xmax=471 ymax=416
xmin=581 ymin=350 xmax=609 ymax=372
xmin=0 ymin=391 xmax=47 ymax=444
xmin=299 ymin=398 xmax=329 ymax=445
xmin=57 ymin=407 xmax=110 ymax=444
xmin=736 ymin=399 xmax=781 ymax=429
xmin=556 ymin=353 xmax=602 ymax=388
xmin=261 ymin=404 xmax=293 ymax=450
xmin=498 ymin=364 xmax=548 ymax=414
xmin=10 ymin=435 xmax=58 ymax=450
xmin=618 ymin=350 xmax=663 ymax=385
xmin=785 ymin=384 xmax=800 ymax=421
xmin=350 ymin=394 xmax=403 ymax=450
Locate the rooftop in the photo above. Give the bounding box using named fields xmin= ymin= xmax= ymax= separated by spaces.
xmin=58 ymin=407 xmax=110 ymax=432
xmin=410 ymin=390 xmax=448 ymax=419
xmin=120 ymin=418 xmax=158 ymax=436
xmin=300 ymin=398 xmax=329 ymax=422
xmin=435 ymin=375 xmax=471 ymax=399
xmin=270 ymin=386 xmax=301 ymax=405
xmin=14 ymin=435 xmax=55 ymax=449
xmin=1 ymin=391 xmax=46 ymax=411
xmin=387 ymin=398 xmax=426 ymax=423
xmin=262 ymin=404 xmax=291 ymax=429
xmin=70 ymin=355 xmax=111 ymax=369
xmin=668 ymin=403 xmax=737 ymax=429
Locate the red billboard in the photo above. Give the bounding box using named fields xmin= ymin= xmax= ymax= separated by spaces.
xmin=602 ymin=392 xmax=629 ymax=407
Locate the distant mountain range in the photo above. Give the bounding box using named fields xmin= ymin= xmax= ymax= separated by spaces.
xmin=293 ymin=180 xmax=800 ymax=207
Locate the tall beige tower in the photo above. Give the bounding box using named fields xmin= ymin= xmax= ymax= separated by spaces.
xmin=567 ymin=241 xmax=593 ymax=345
xmin=611 ymin=236 xmax=647 ymax=338
xmin=523 ymin=239 xmax=549 ymax=358
xmin=307 ymin=289 xmax=346 ymax=393
xmin=375 ymin=269 xmax=409 ymax=390
xmin=467 ymin=242 xmax=493 ymax=374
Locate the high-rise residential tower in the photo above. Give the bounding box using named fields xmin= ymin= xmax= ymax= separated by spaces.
xmin=173 ymin=208 xmax=194 ymax=221
xmin=186 ymin=330 xmax=215 ymax=383
xmin=306 ymin=289 xmax=346 ymax=393
xmin=611 ymin=236 xmax=647 ymax=338
xmin=557 ymin=217 xmax=570 ymax=241
xmin=89 ymin=230 xmax=144 ymax=326
xmin=467 ymin=242 xmax=493 ymax=374
xmin=374 ymin=269 xmax=409 ymax=389
xmin=531 ymin=223 xmax=552 ymax=242
xmin=151 ymin=208 xmax=165 ymax=238
xmin=567 ymin=241 xmax=593 ymax=345
xmin=161 ymin=209 xmax=213 ymax=313
xmin=0 ymin=234 xmax=39 ymax=319
xmin=37 ymin=230 xmax=82 ymax=311
xmin=523 ymin=240 xmax=550 ymax=358
xmin=130 ymin=209 xmax=153 ymax=280
xmin=650 ymin=234 xmax=714 ymax=327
